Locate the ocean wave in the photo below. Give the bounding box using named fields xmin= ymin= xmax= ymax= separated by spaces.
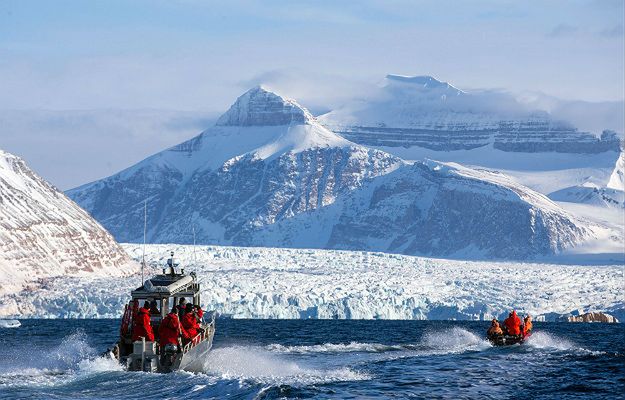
xmin=266 ymin=342 xmax=404 ymax=354
xmin=420 ymin=327 xmax=491 ymax=352
xmin=525 ymin=331 xmax=606 ymax=355
xmin=265 ymin=327 xmax=491 ymax=358
xmin=201 ymin=345 xmax=370 ymax=386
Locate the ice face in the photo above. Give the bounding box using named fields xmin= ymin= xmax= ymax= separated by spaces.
xmin=4 ymin=243 xmax=622 ymax=322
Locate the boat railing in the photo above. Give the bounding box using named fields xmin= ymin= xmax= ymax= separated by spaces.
xmin=181 ymin=315 xmax=215 ymax=354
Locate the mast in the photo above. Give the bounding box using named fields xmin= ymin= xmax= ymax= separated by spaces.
xmin=192 ymin=224 xmax=197 ymax=267
xmin=142 ymin=200 xmax=147 ymax=286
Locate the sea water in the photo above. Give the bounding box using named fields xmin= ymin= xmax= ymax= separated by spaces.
xmin=0 ymin=320 xmax=623 ymax=399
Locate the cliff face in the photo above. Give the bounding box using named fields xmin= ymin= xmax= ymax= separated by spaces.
xmin=319 ymin=75 xmax=621 ymax=154
xmin=563 ymin=312 xmax=619 ymax=323
xmin=0 ymin=148 xmax=134 ymax=305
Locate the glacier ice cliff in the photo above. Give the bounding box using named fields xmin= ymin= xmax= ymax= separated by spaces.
xmin=2 ymin=244 xmax=622 ymax=322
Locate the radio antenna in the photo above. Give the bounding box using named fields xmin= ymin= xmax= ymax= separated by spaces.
xmin=142 ymin=199 xmax=147 ymax=286
xmin=192 ymin=224 xmax=197 ymax=267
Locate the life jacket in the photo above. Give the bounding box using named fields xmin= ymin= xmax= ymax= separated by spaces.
xmin=181 ymin=313 xmax=199 ymax=338
xmin=135 ymin=307 xmax=150 ymax=325
xmin=488 ymin=325 xmax=503 ymax=336
xmin=158 ymin=312 xmax=181 ymax=346
xmin=132 ymin=307 xmax=154 ymax=341
xmin=523 ymin=320 xmax=533 ymax=335
xmin=504 ymin=312 xmax=522 ymax=335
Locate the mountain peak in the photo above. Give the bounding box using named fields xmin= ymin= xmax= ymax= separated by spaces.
xmin=385 ymin=74 xmax=463 ymax=94
xmin=216 ymin=86 xmax=314 ymax=127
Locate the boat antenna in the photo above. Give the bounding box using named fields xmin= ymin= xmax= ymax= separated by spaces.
xmin=192 ymin=224 xmax=197 ymax=267
xmin=142 ymin=199 xmax=147 ymax=286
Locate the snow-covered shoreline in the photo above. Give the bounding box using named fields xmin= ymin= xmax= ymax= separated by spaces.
xmin=3 ymin=244 xmax=622 ymax=322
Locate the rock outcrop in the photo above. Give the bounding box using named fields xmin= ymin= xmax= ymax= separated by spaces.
xmin=562 ymin=312 xmax=619 ymax=323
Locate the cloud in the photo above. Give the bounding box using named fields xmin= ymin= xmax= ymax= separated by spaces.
xmin=239 ymin=69 xmax=376 ymax=115
xmin=599 ymin=24 xmax=624 ymax=38
xmin=547 ymin=24 xmax=579 ymax=37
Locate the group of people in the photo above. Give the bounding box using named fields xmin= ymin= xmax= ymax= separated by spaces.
xmin=487 ymin=310 xmax=533 ymax=338
xmin=131 ymin=298 xmax=205 ymax=350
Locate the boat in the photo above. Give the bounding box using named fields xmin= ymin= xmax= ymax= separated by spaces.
xmin=488 ymin=332 xmax=532 ymax=346
xmin=106 ymin=252 xmax=215 ymax=373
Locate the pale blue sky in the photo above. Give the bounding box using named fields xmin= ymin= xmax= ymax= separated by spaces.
xmin=0 ymin=0 xmax=623 ymax=189
xmin=1 ymin=0 xmax=623 ymax=111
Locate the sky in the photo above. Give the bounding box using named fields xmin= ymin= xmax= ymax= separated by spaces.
xmin=0 ymin=0 xmax=623 ymax=188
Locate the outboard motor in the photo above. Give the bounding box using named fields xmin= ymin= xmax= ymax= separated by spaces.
xmin=160 ymin=343 xmax=178 ymax=367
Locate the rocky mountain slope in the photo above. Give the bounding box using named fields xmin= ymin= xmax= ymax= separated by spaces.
xmin=319 ymin=75 xmax=621 ymax=154
xmin=68 ymin=87 xmax=591 ymax=259
xmin=0 ymin=148 xmax=135 ymax=314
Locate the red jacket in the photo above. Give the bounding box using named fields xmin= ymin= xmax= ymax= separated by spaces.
xmin=158 ymin=312 xmax=185 ymax=346
xmin=504 ymin=311 xmax=522 ymax=335
xmin=131 ymin=307 xmax=154 ymax=342
xmin=181 ymin=312 xmax=200 ymax=338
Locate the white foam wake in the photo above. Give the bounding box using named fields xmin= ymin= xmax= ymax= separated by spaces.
xmin=265 ymin=328 xmax=491 ymax=358
xmin=524 ymin=331 xmax=605 ymax=355
xmin=0 ymin=330 xmax=121 ymax=389
xmin=421 ymin=327 xmax=491 ymax=352
xmin=266 ymin=342 xmax=403 ymax=354
xmin=0 ymin=319 xmax=20 ymax=328
xmin=201 ymin=345 xmax=370 ymax=386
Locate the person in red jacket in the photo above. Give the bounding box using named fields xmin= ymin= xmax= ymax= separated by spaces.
xmin=194 ymin=305 xmax=204 ymax=321
xmin=158 ymin=306 xmax=187 ymax=347
xmin=132 ymin=301 xmax=155 ymax=342
xmin=181 ymin=303 xmax=200 ymax=341
xmin=504 ymin=310 xmax=522 ymax=336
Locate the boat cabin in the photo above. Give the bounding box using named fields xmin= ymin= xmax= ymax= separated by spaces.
xmin=130 ymin=252 xmax=200 ymax=320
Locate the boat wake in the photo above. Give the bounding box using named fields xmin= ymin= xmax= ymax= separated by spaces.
xmin=420 ymin=327 xmax=491 ymax=352
xmin=265 ymin=327 xmax=491 ymax=357
xmin=201 ymin=345 xmax=370 ymax=386
xmin=266 ymin=342 xmax=404 ymax=354
xmin=0 ymin=331 xmax=121 ymax=389
xmin=524 ymin=331 xmax=606 ymax=355
xmin=0 ymin=319 xmax=20 ymax=329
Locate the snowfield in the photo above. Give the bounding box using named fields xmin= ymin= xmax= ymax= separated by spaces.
xmin=4 ymin=244 xmax=623 ymax=322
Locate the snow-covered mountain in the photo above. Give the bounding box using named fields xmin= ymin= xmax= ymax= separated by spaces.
xmin=607 ymin=151 xmax=624 ymax=191
xmin=68 ymin=86 xmax=401 ymax=243
xmin=68 ymin=86 xmax=591 ymax=259
xmin=319 ymin=74 xmax=621 ymax=154
xmin=0 ymin=148 xmax=135 ymax=315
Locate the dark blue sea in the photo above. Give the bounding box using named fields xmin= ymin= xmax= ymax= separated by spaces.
xmin=0 ymin=320 xmax=623 ymax=399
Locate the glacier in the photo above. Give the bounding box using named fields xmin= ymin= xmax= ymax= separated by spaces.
xmin=2 ymin=244 xmax=622 ymax=322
